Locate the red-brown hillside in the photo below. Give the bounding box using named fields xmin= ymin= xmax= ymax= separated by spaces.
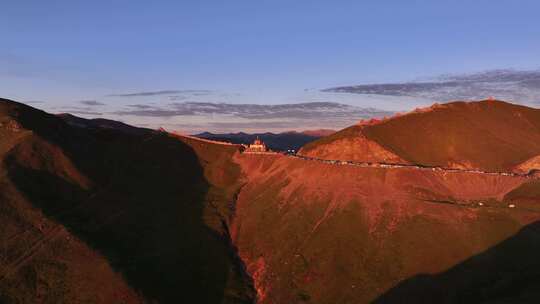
xmin=231 ymin=153 xmax=540 ymax=303
xmin=0 ymin=98 xmax=254 ymax=303
xmin=300 ymin=100 xmax=540 ymax=172
xmin=3 ymin=98 xmax=540 ymax=304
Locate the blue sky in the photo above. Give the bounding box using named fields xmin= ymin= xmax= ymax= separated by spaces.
xmin=1 ymin=1 xmax=540 ymax=132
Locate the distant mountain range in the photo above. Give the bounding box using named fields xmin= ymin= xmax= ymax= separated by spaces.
xmin=194 ymin=129 xmax=335 ymax=151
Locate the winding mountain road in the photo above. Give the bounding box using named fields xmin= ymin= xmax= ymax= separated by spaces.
xmin=178 ymin=133 xmax=538 ymax=178
xmin=287 ymin=154 xmax=534 ymax=178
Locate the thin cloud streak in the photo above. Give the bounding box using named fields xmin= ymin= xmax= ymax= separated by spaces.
xmin=106 ymin=101 xmax=394 ymax=133
xmin=127 ymin=104 xmax=155 ymax=109
xmin=80 ymin=100 xmax=105 ymax=106
xmin=107 ymin=90 xmax=214 ymax=97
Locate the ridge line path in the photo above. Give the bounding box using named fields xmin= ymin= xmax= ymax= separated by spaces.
xmin=245 ymin=152 xmax=537 ymax=179
xmin=171 ymin=133 xmax=537 ymax=178
xmin=288 ymin=154 xmax=537 ymax=178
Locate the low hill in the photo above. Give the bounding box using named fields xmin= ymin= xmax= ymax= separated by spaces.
xmin=300 ymin=100 xmax=540 ymax=172
xmin=195 ymin=130 xmax=334 ymax=152
xmin=0 ymin=98 xmax=254 ymax=303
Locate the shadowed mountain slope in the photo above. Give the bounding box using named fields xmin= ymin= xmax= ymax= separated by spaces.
xmin=300 ymin=100 xmax=540 ymax=172
xmin=0 ymin=98 xmax=254 ymax=303
xmin=373 ymin=220 xmax=540 ymax=303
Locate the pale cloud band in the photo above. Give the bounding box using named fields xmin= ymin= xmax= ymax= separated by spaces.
xmin=107 ymin=90 xmax=214 ymax=97
xmin=106 ymin=101 xmax=393 ymax=133
xmin=111 ymin=101 xmax=391 ymax=119
xmin=325 ymin=69 xmax=540 ymax=104
xmin=80 ymin=100 xmax=105 ymax=106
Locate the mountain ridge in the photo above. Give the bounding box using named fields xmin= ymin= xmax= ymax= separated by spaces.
xmin=0 ymin=98 xmax=255 ymax=303
xmin=300 ymin=99 xmax=540 ymax=172
xmin=2 ymin=98 xmax=540 ymax=303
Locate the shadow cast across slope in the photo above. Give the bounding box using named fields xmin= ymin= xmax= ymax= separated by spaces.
xmin=374 ymin=220 xmax=540 ymax=304
xmin=4 ymin=117 xmax=253 ymax=303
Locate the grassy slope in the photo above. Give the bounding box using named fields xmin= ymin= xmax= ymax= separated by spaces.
xmin=300 ymin=100 xmax=540 ymax=171
xmin=232 ymin=154 xmax=540 ymax=303
xmin=0 ymin=99 xmax=254 ymax=303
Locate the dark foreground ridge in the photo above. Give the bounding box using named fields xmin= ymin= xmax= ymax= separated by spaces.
xmin=0 ymin=98 xmax=255 ymax=303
